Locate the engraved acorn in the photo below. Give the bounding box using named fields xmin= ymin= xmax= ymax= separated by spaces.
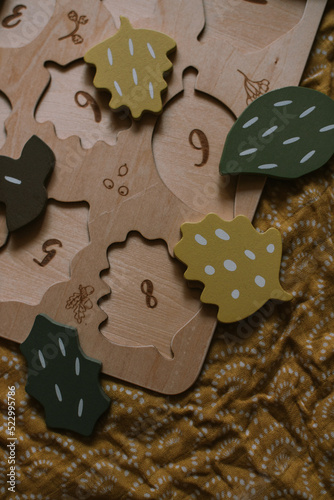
xmin=84 ymin=17 xmax=176 ymax=119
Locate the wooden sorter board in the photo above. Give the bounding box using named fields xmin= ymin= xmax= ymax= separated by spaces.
xmin=0 ymin=0 xmax=327 ymax=394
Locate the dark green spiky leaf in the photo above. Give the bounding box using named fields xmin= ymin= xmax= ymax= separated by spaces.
xmin=219 ymin=87 xmax=334 ymax=179
xmin=20 ymin=314 xmax=110 ymax=436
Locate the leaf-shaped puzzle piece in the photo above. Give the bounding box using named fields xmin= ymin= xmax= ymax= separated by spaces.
xmin=219 ymin=86 xmax=334 ymax=179
xmin=20 ymin=314 xmax=110 ymax=436
xmin=0 ymin=136 xmax=55 ymax=231
xmin=174 ymin=214 xmax=292 ymax=323
xmin=84 ymin=17 xmax=176 ymax=119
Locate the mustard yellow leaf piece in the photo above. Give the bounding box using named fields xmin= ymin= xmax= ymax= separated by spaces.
xmin=84 ymin=17 xmax=176 ymax=119
xmin=174 ymin=214 xmax=292 ymax=323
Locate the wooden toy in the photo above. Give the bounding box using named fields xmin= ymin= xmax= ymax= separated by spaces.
xmin=220 ymin=87 xmax=334 ymax=179
xmin=84 ymin=17 xmax=176 ymax=119
xmin=20 ymin=314 xmax=110 ymax=436
xmin=174 ymin=214 xmax=292 ymax=323
xmin=0 ymin=135 xmax=55 ymax=231
xmin=0 ymin=0 xmax=327 ymax=396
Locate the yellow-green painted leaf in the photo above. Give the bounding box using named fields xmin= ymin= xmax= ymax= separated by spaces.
xmin=219 ymin=87 xmax=334 ymax=179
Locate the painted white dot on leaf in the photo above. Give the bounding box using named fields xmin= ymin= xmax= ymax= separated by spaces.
xmin=147 ymin=42 xmax=155 ymax=59
xmin=283 ymin=137 xmax=300 ymax=145
xmin=114 ymin=81 xmax=122 ymax=96
xmin=255 ymin=275 xmax=266 ymax=288
xmin=5 ymin=176 xmax=21 ymax=185
xmin=215 ymin=229 xmax=230 ymax=241
xmin=231 ymin=289 xmax=240 ymax=299
xmin=38 ymin=350 xmax=46 ymax=369
xmin=195 ymin=234 xmax=207 ymax=246
xmin=149 ymin=82 xmax=154 ymax=99
xmin=132 ymin=68 xmax=138 ymax=85
xmin=58 ymin=338 xmax=66 ymax=357
xmin=239 ymin=148 xmax=257 ymax=157
xmin=129 ymin=38 xmax=134 ymax=56
xmin=320 ymin=124 xmax=334 ymax=132
xmin=75 ymin=357 xmax=80 ymax=376
xmin=266 ymin=244 xmax=275 ymax=254
xmin=205 ymin=265 xmax=215 ymax=276
xmin=299 ymin=106 xmax=315 ymax=118
xmin=224 ymin=260 xmax=237 ymax=272
xmin=55 ymin=384 xmax=62 ymax=402
xmin=262 ymin=126 xmax=278 ymax=138
xmin=300 ymin=150 xmax=316 ymax=164
xmin=107 ymin=48 xmax=113 ymax=66
xmin=274 ymin=100 xmax=292 ymax=107
xmin=244 ymin=250 xmax=256 ymax=260
xmin=242 ymin=117 xmax=258 ymax=129
xmin=78 ymin=398 xmax=83 ymax=418
xmin=258 ymin=164 xmax=278 ymax=170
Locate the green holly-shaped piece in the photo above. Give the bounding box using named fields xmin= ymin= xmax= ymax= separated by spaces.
xmin=219 ymin=86 xmax=334 ymax=179
xmin=20 ymin=314 xmax=110 ymax=436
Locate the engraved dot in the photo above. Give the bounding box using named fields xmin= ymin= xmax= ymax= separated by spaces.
xmin=267 ymin=244 xmax=275 ymax=254
xmin=215 ymin=229 xmax=230 ymax=241
xmin=231 ymin=289 xmax=240 ymax=299
xmin=224 ymin=260 xmax=237 ymax=272
xmin=255 ymin=275 xmax=266 ymax=288
xmin=195 ymin=234 xmax=207 ymax=246
xmin=205 ymin=265 xmax=215 ymax=275
xmin=244 ymin=250 xmax=256 ymax=260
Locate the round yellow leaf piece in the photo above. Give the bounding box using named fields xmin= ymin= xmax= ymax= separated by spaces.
xmin=174 ymin=214 xmax=292 ymax=323
xmin=84 ymin=17 xmax=176 ymax=119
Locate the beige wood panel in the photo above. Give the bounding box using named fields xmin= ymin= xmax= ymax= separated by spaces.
xmin=0 ymin=0 xmax=327 ymax=394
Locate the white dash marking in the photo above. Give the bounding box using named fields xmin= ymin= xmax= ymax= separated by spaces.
xmin=231 ymin=289 xmax=240 ymax=299
xmin=205 ymin=265 xmax=215 ymax=276
xmin=107 ymin=48 xmax=113 ymax=66
xmin=299 ymin=106 xmax=315 ymax=118
xmin=129 ymin=38 xmax=134 ymax=56
xmin=132 ymin=68 xmax=138 ymax=85
xmin=320 ymin=124 xmax=334 ymax=133
xmin=283 ymin=137 xmax=300 ymax=145
xmin=147 ymin=42 xmax=156 ymax=59
xmin=244 ymin=250 xmax=256 ymax=260
xmin=114 ymin=81 xmax=122 ymax=96
xmin=300 ymin=150 xmax=316 ymax=164
xmin=239 ymin=148 xmax=257 ymax=157
xmin=258 ymin=164 xmax=278 ymax=170
xmin=266 ymin=244 xmax=275 ymax=254
xmin=78 ymin=398 xmax=83 ymax=417
xmin=58 ymin=338 xmax=66 ymax=357
xmin=55 ymin=384 xmax=62 ymax=402
xmin=255 ymin=275 xmax=266 ymax=288
xmin=215 ymin=229 xmax=230 ymax=241
xmin=5 ymin=176 xmax=21 ymax=185
xmin=75 ymin=357 xmax=80 ymax=376
xmin=274 ymin=100 xmax=292 ymax=107
xmin=242 ymin=117 xmax=258 ymax=129
xmin=262 ymin=126 xmax=278 ymax=138
xmin=195 ymin=234 xmax=207 ymax=246
xmin=224 ymin=260 xmax=237 ymax=272
xmin=38 ymin=350 xmax=46 ymax=369
xmin=149 ymin=82 xmax=154 ymax=99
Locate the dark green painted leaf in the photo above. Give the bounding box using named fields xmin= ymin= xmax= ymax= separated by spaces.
xmin=219 ymin=87 xmax=334 ymax=179
xmin=20 ymin=314 xmax=111 ymax=436
xmin=0 ymin=135 xmax=55 ymax=231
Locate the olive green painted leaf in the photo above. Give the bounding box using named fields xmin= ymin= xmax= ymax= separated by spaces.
xmin=219 ymin=87 xmax=334 ymax=179
xmin=20 ymin=314 xmax=111 ymax=436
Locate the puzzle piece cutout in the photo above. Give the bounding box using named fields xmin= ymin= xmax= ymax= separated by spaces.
xmin=174 ymin=214 xmax=292 ymax=323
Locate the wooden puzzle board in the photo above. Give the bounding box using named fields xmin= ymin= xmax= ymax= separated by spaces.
xmin=0 ymin=0 xmax=327 ymax=394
